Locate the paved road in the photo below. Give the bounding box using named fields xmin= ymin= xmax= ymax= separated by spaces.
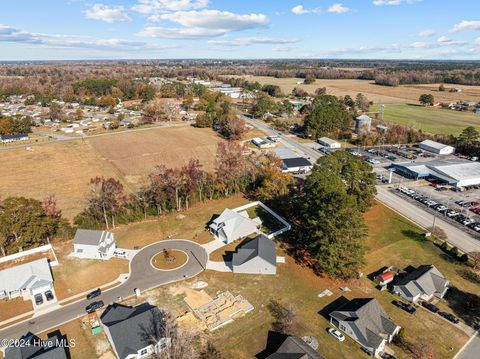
xmin=456 ymin=333 xmax=480 ymax=359
xmin=0 ymin=240 xmax=207 ymax=341
xmin=377 ymin=186 xmax=480 ymax=253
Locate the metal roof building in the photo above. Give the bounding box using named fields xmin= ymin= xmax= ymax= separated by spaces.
xmin=419 ymin=139 xmax=455 ymax=155
xmin=392 ymin=159 xmax=480 ymax=187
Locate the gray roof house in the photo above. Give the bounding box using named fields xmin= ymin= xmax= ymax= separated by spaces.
xmin=266 ymin=335 xmax=324 ymax=359
xmin=0 ymin=258 xmax=53 ymax=300
xmin=209 ymin=208 xmax=260 ymax=244
xmin=5 ymin=332 xmax=68 ymax=359
xmin=101 ymin=303 xmax=170 ymax=359
xmin=73 ymin=229 xmax=116 ymax=260
xmin=393 ymin=264 xmax=449 ymax=302
xmin=330 ymin=298 xmax=400 ymax=356
xmin=232 ymin=234 xmax=276 ymax=275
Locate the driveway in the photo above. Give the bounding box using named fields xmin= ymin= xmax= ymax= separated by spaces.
xmin=0 ymin=240 xmax=207 ymax=343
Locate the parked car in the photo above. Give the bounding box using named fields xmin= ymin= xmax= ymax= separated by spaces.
xmin=45 ymin=290 xmax=54 ymax=301
xmin=34 ymin=293 xmax=43 ymax=306
xmin=439 ymin=311 xmax=460 ymax=324
xmin=380 ymin=352 xmax=397 ymax=359
xmin=86 ymin=288 xmax=102 ymax=300
xmin=85 ymin=300 xmax=104 ymax=313
xmin=113 ymin=249 xmax=128 ymax=258
xmin=392 ymin=300 xmax=416 ymax=314
xmin=421 ymin=302 xmax=439 ymax=313
xmin=328 ymin=328 xmax=345 ymax=342
xmin=446 ymin=210 xmax=459 ymax=218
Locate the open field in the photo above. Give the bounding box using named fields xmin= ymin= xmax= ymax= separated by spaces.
xmin=0 ymin=126 xmax=223 ymax=219
xmin=0 ymin=297 xmax=32 ymax=322
xmin=372 ymin=103 xmax=480 ymax=135
xmin=238 ymin=76 xmax=480 ymax=104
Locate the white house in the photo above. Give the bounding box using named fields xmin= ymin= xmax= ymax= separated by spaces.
xmin=232 ymin=234 xmax=276 ymax=275
xmin=0 ymin=258 xmax=53 ymax=300
xmin=72 ymin=229 xmax=116 ymax=260
xmin=393 ymin=265 xmax=449 ymax=302
xmin=419 ymin=139 xmax=455 ymax=155
xmin=317 ymin=137 xmax=341 ymax=149
xmin=209 ymin=209 xmax=260 ymax=244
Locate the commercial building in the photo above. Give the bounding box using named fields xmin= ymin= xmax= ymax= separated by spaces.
xmin=419 ymin=139 xmax=455 ymax=155
xmin=392 ymin=159 xmax=480 ymax=187
xmin=281 ymin=157 xmax=314 ymax=173
xmin=317 ymin=137 xmax=341 ymax=149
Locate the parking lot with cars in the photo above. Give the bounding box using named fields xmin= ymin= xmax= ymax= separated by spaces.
xmin=396 ymin=185 xmax=480 ymax=238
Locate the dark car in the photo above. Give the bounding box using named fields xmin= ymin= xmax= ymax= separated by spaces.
xmin=85 ymin=300 xmax=104 ymax=313
xmin=34 ymin=293 xmax=43 ymax=306
xmin=380 ymin=353 xmax=397 ymax=359
xmin=421 ymin=302 xmax=439 ymax=313
xmin=392 ymin=300 xmax=416 ymax=314
xmin=86 ymin=288 xmax=102 ymax=300
xmin=439 ymin=311 xmax=460 ymax=324
xmin=45 ymin=290 xmax=54 ymax=301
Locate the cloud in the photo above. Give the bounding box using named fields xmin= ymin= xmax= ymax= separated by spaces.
xmin=449 ymin=20 xmax=480 ymax=33
xmin=138 ymin=10 xmax=269 ymax=39
xmin=84 ymin=4 xmax=131 ymax=23
xmin=418 ymin=29 xmax=434 ymax=37
xmin=272 ymin=45 xmax=298 ymax=52
xmin=209 ymin=37 xmax=300 ymax=47
xmin=373 ymin=0 xmax=421 ymax=6
xmin=476 ymin=37 xmax=480 ymax=45
xmin=328 ymin=4 xmax=350 ymax=14
xmin=132 ymin=0 xmax=209 ymax=15
xmin=291 ymin=5 xmax=320 ymax=15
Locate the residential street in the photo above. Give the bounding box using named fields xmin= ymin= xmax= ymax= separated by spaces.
xmin=0 ymin=240 xmax=207 ymax=342
xmin=456 ymin=333 xmax=480 ymax=359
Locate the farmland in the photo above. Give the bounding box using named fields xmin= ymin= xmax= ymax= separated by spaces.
xmin=0 ymin=126 xmax=223 ymax=219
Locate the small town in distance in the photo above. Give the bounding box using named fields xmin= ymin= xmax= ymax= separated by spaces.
xmin=1 ymin=1 xmax=480 ymax=359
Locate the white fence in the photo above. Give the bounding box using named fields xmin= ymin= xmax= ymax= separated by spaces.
xmin=0 ymin=243 xmax=59 ymax=267
xmin=233 ymin=201 xmax=291 ymax=239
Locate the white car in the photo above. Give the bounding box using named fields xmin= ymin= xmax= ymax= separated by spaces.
xmin=328 ymin=328 xmax=345 ymax=342
xmin=113 ymin=250 xmax=128 ymax=258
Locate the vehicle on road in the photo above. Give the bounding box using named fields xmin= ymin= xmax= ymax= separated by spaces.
xmin=113 ymin=249 xmax=128 ymax=258
xmin=421 ymin=302 xmax=439 ymax=313
xmin=45 ymin=290 xmax=54 ymax=301
xmin=328 ymin=328 xmax=345 ymax=342
xmin=86 ymin=288 xmax=102 ymax=300
xmin=439 ymin=311 xmax=460 ymax=324
xmin=34 ymin=293 xmax=43 ymax=305
xmin=392 ymin=300 xmax=416 ymax=314
xmin=86 ymin=300 xmax=104 ymax=313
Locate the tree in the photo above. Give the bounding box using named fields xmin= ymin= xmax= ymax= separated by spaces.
xmin=255 ymin=155 xmax=294 ymax=204
xmin=199 ymin=342 xmax=223 ymax=359
xmin=215 ymin=141 xmax=248 ymax=196
xmin=419 ymin=94 xmax=434 ymax=106
xmin=355 ymin=93 xmax=371 ymax=112
xmin=261 ymin=84 xmax=282 ymax=97
xmin=87 ymin=177 xmax=128 ymax=228
xmin=457 ymin=126 xmax=480 ymax=146
xmin=470 ymin=251 xmax=480 ymax=271
xmin=252 ymin=92 xmax=276 ymax=118
xmin=304 ymin=94 xmax=352 ymax=138
xmin=409 ymin=340 xmax=435 ymax=359
xmin=49 ymin=102 xmax=64 ymax=121
xmin=267 ymin=299 xmax=295 ymax=334
xmin=439 ymin=84 xmax=445 ymax=92
xmin=74 ymin=108 xmax=84 ymax=121
xmin=343 ymin=95 xmax=355 ymax=109
xmin=304 ymin=73 xmax=316 ymax=84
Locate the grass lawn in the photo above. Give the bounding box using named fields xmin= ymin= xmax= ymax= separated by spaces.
xmin=245 ymin=205 xmax=286 ymax=234
xmin=114 ymin=194 xmax=249 ymax=249
xmin=372 ymin=103 xmax=480 ymax=136
xmin=209 ymin=234 xmax=258 ymax=262
xmin=0 ymin=297 xmax=33 ymax=322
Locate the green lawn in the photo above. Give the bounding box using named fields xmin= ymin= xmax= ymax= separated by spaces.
xmin=245 ymin=205 xmax=286 ymax=235
xmin=372 ymin=103 xmax=480 ymax=136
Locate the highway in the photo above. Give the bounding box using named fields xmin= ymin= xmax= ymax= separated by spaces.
xmin=245 ymin=116 xmax=480 ymax=253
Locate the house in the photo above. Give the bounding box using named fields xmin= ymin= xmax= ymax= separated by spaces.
xmin=266 ymin=335 xmax=324 ymax=359
xmin=209 ymin=209 xmax=260 ymax=244
xmin=393 ymin=264 xmax=449 ymax=302
xmin=0 ymin=258 xmax=53 ymax=300
xmin=251 ymin=137 xmax=276 ymax=149
xmin=317 ymin=137 xmax=341 ymax=149
xmin=232 ymin=234 xmax=276 ymax=275
xmin=330 ymin=298 xmax=400 ymax=356
xmin=4 ymin=332 xmax=69 ymax=359
xmin=281 ymin=157 xmax=313 ymax=173
xmin=101 ymin=303 xmax=170 ymax=359
xmin=419 ymin=139 xmax=455 ymax=155
xmin=72 ymin=229 xmax=116 ymax=260
xmin=0 ymin=133 xmax=29 ymax=143
xmin=374 ymin=271 xmax=395 ymax=287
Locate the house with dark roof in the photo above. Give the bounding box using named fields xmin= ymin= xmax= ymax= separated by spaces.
xmin=72 ymin=229 xmax=116 ymax=260
xmin=209 ymin=208 xmax=260 ymax=244
xmin=4 ymin=332 xmax=69 ymax=359
xmin=393 ymin=264 xmax=449 ymax=302
xmin=0 ymin=133 xmax=29 ymax=143
xmin=266 ymin=335 xmax=324 ymax=359
xmin=232 ymin=234 xmax=276 ymax=275
xmin=100 ymin=303 xmax=170 ymax=359
xmin=329 ymin=298 xmax=400 ymax=356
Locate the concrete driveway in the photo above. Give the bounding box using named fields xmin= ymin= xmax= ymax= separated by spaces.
xmin=0 ymin=240 xmax=207 ymax=343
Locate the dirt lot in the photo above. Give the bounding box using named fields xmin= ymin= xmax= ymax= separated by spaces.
xmin=0 ymin=297 xmax=33 ymax=322
xmin=238 ymin=76 xmax=480 ymax=104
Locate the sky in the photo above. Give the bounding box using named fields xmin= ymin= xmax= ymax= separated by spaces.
xmin=1 ymin=0 xmax=480 ymax=60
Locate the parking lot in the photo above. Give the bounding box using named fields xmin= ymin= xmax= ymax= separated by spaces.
xmin=395 ymin=185 xmax=480 ymax=239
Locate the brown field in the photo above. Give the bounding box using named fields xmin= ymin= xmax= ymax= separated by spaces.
xmin=238 ymin=76 xmax=480 ymax=104
xmin=0 ymin=126 xmax=222 ymax=219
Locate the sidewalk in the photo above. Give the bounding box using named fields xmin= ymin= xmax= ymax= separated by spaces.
xmin=206 ymin=260 xmax=232 ymax=272
xmin=202 ymin=238 xmax=226 ymax=254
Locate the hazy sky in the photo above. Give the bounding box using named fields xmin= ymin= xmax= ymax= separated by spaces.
xmin=1 ymin=0 xmax=480 ymax=60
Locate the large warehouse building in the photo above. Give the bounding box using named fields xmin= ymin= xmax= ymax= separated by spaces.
xmin=392 ymin=159 xmax=480 ymax=187
xmin=419 ymin=140 xmax=455 ymax=155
